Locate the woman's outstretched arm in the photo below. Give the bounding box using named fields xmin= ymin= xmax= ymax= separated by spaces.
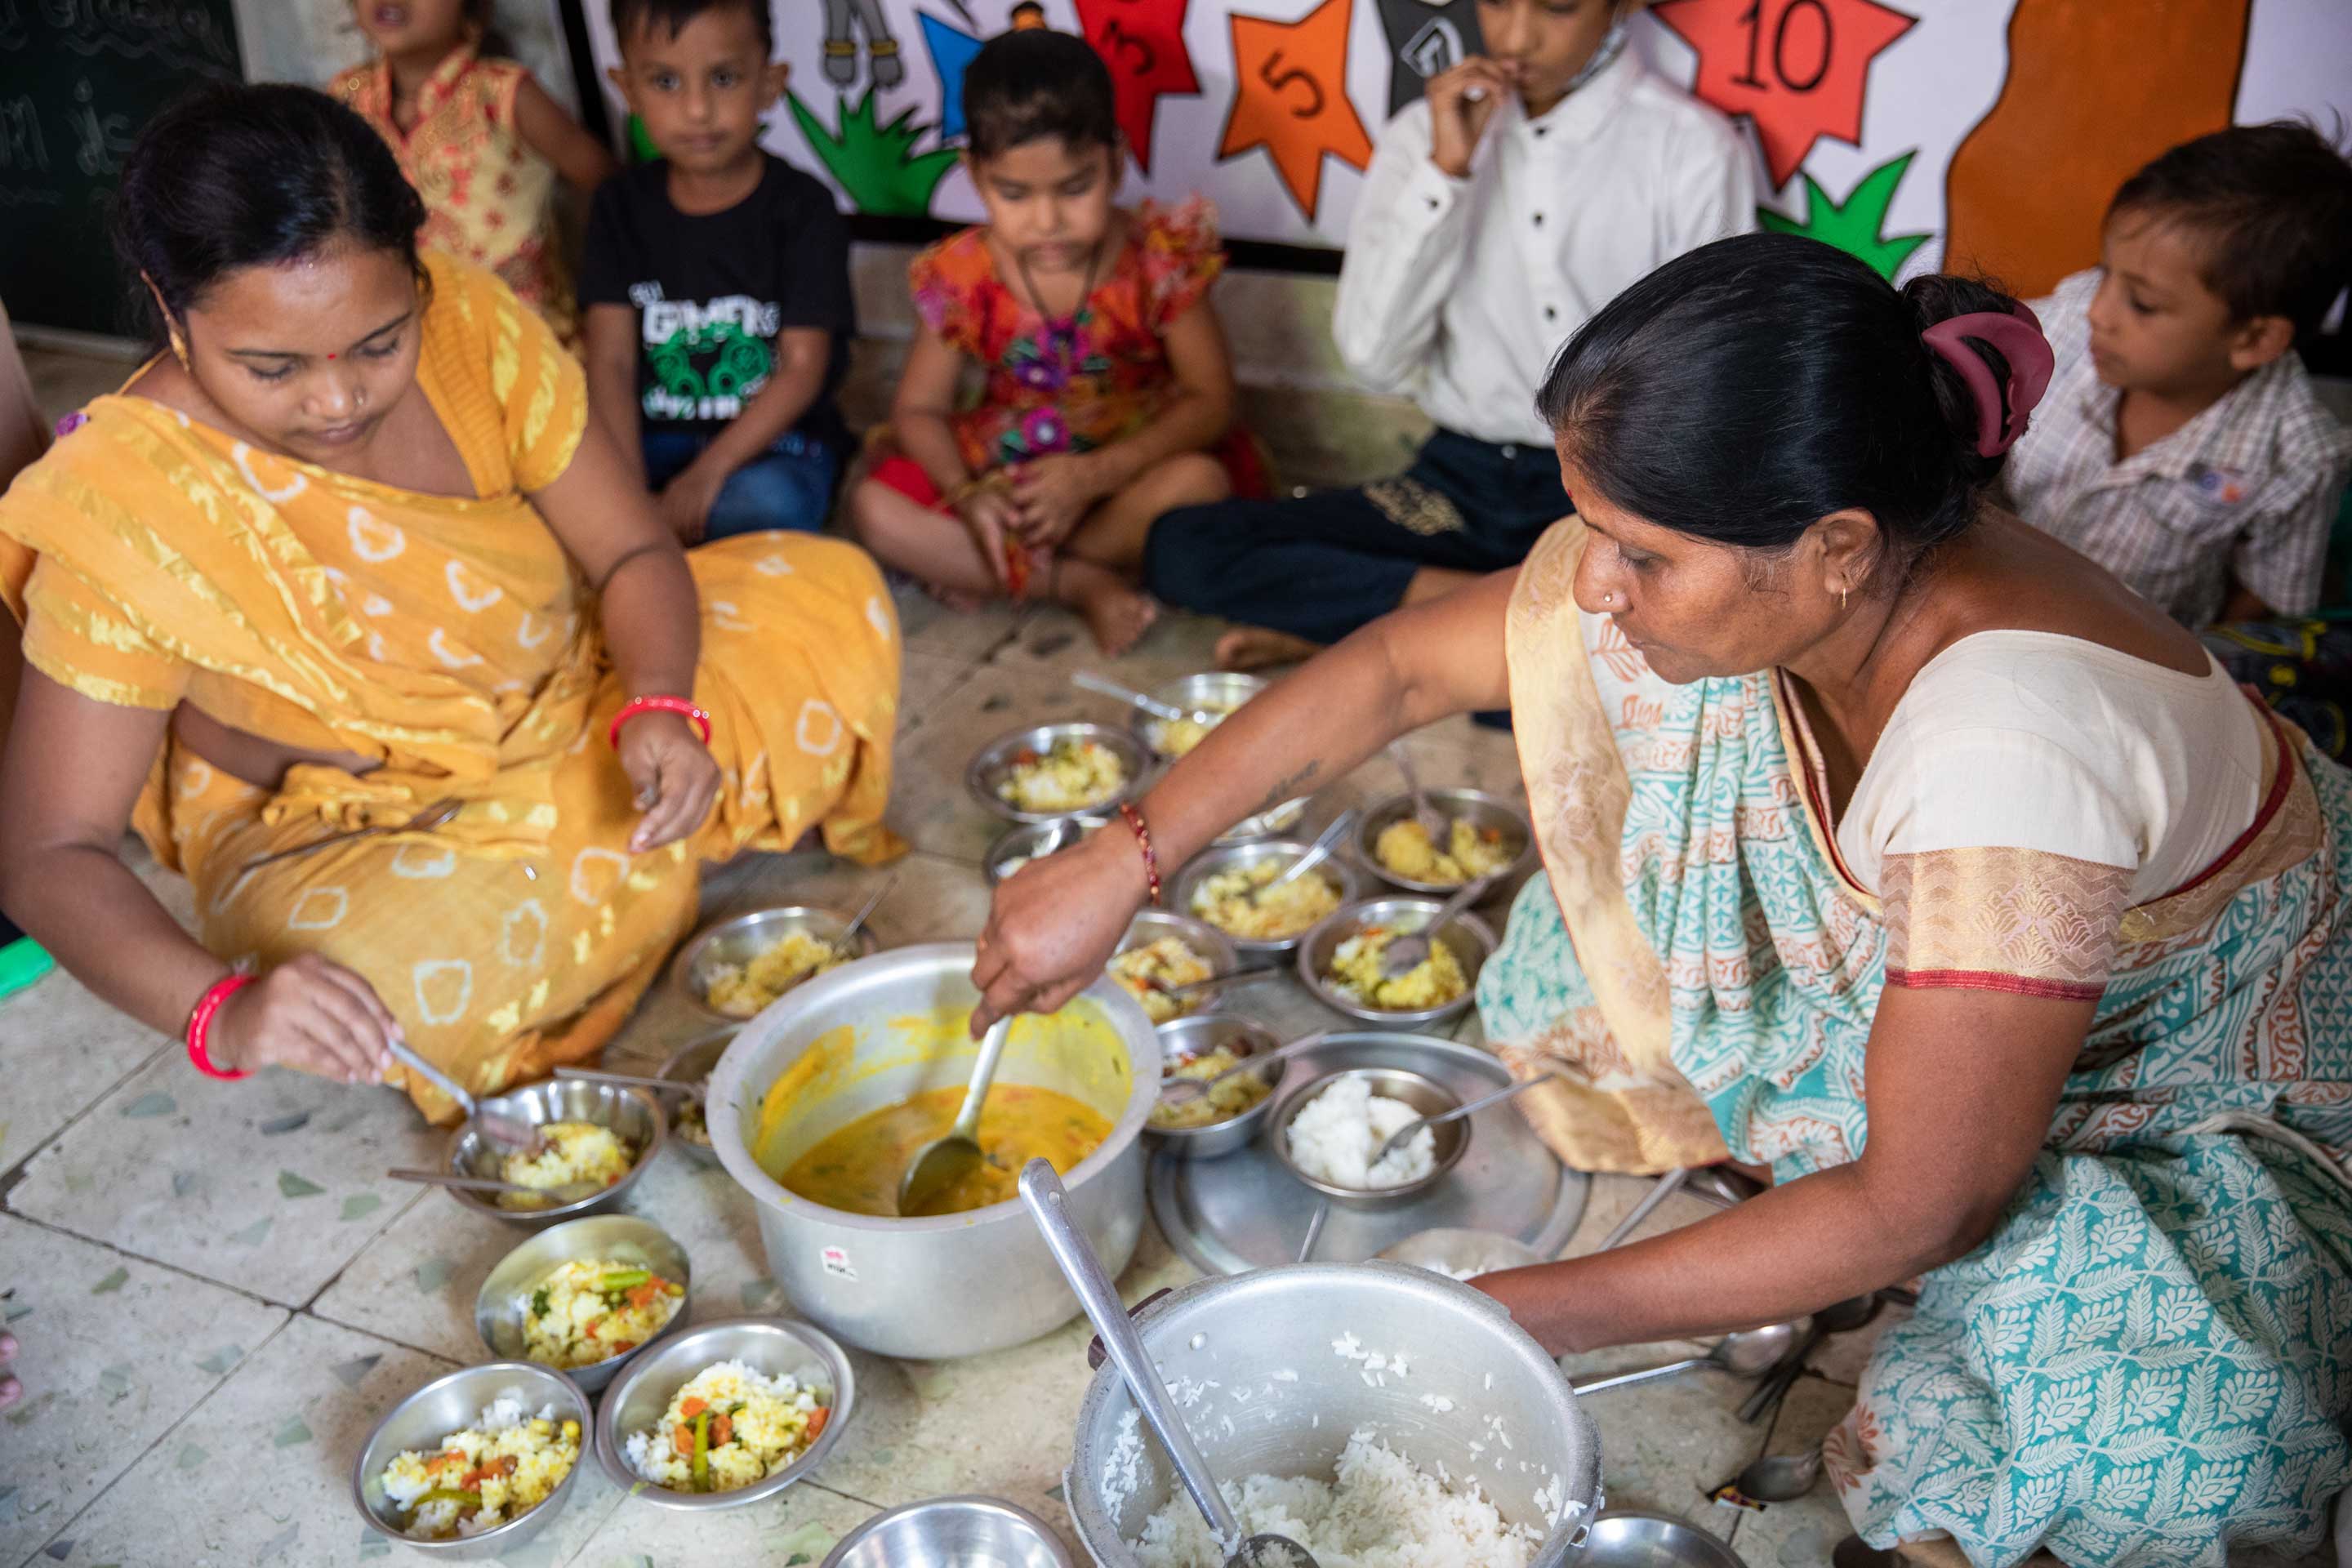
xmin=971 ymin=568 xmax=1516 ymax=1028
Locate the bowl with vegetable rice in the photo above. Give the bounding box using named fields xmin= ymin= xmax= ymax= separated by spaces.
xmin=670 ymin=906 xmax=881 ymax=1025
xmin=476 ymin=1215 xmax=693 ymax=1393
xmin=1107 ymin=911 xmax=1240 ymax=1027
xmin=1354 ymin=788 xmax=1534 ymax=896
xmin=443 ymin=1078 xmax=666 ymax=1230
xmin=594 ymin=1315 xmax=854 ymax=1510
xmin=1143 ymin=1015 xmax=1294 ymax=1161
xmin=967 ymin=723 xmax=1152 ymax=824
xmin=1169 ymin=840 xmax=1366 ymax=965
xmin=656 ymin=1029 xmax=737 ymax=1167
xmin=354 ymin=1361 xmax=590 ymax=1559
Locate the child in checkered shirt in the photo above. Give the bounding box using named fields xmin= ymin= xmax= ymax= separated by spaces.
xmin=2003 ymin=122 xmax=2352 ymax=627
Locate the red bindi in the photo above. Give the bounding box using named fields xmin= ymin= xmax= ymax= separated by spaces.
xmin=327 ymin=351 xmax=337 ymax=360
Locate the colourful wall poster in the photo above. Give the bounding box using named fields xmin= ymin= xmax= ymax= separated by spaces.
xmin=577 ymin=0 xmax=2352 ymax=278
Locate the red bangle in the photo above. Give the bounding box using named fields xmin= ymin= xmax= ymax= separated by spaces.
xmin=186 ymin=973 xmax=255 ymax=1080
xmin=608 ymin=694 xmax=712 ymax=750
xmin=1118 ymin=802 xmax=1160 ymax=906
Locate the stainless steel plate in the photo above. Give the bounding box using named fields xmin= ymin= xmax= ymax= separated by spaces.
xmin=1148 ymin=1032 xmax=1586 ymax=1274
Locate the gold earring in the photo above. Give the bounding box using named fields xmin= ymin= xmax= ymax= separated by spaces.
xmin=167 ymin=327 xmax=190 ymax=371
xmin=1841 ymin=584 xmax=1850 ymax=610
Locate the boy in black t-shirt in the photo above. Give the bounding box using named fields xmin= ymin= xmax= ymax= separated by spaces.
xmin=581 ymin=0 xmax=856 ymax=544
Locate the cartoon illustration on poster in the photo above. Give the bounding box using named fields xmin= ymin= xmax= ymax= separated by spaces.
xmin=576 ymin=1 xmax=2350 ymax=278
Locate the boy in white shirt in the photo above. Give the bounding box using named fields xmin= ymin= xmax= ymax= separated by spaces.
xmin=1144 ymin=0 xmax=1753 ymax=669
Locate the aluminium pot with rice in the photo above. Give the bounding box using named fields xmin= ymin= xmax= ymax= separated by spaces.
xmin=707 ymin=944 xmax=1163 ymax=1361
xmin=1063 ymin=1265 xmax=1601 ymax=1567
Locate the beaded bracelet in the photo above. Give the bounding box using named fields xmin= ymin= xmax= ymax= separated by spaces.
xmin=608 ymin=694 xmax=713 ymax=750
xmin=1117 ymin=802 xmax=1160 ymax=905
xmin=185 ymin=973 xmax=255 ymax=1080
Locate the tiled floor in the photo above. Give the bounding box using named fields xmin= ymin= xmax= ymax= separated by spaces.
xmin=20 ymin=347 xmax=2321 ymax=1568
xmin=0 ymin=574 xmax=1913 ymax=1568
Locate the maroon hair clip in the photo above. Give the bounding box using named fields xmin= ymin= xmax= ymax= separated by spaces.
xmin=1922 ymin=305 xmax=2056 ymax=457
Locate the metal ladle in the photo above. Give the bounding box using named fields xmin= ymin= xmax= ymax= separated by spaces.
xmin=1567 ymin=1320 xmax=1806 ymax=1395
xmin=897 ymin=1016 xmax=1013 ymax=1217
xmin=1367 ymin=1068 xmax=1563 ymax=1167
xmin=386 ymin=1037 xmax=541 ymax=1155
xmin=1021 ymin=1160 xmax=1323 ymax=1568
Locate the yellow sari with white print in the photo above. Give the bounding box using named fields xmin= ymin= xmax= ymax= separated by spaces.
xmin=0 ymin=256 xmax=902 ymax=1119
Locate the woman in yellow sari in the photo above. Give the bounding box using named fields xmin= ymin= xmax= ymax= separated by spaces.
xmin=0 ymin=85 xmax=901 ymax=1119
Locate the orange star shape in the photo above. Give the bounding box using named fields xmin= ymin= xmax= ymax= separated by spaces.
xmin=1218 ymin=0 xmax=1374 ymax=221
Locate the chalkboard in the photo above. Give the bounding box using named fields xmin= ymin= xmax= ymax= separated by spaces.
xmin=0 ymin=0 xmax=246 ymax=339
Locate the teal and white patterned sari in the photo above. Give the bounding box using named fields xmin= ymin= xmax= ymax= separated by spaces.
xmin=1478 ymin=522 xmax=2352 ymax=1566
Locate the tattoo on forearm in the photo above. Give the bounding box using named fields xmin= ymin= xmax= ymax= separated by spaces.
xmin=1252 ymin=762 xmax=1319 ymax=815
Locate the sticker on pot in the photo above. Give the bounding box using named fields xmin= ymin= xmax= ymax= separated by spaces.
xmin=820 ymin=1245 xmax=859 ymax=1283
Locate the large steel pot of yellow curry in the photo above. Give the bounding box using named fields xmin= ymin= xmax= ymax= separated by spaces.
xmin=707 ymin=943 xmax=1162 ymax=1361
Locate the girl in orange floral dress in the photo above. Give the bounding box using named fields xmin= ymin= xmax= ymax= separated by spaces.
xmin=849 ymin=28 xmax=1265 ymax=655
xmin=333 ymin=0 xmax=614 ymax=344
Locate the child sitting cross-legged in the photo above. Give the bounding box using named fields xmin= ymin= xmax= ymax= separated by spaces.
xmin=849 ymin=27 xmax=1263 ymax=656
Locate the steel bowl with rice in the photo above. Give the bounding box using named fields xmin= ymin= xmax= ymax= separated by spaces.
xmin=654 ymin=1029 xmax=737 ymax=1166
xmin=1295 ymin=895 xmax=1497 ymax=1028
xmin=1143 ymin=1014 xmax=1292 ymax=1160
xmin=1270 ymin=1064 xmax=1472 ymax=1209
xmin=353 ymin=1361 xmax=591 ymax=1559
xmin=592 ymin=1315 xmax=853 ymax=1509
xmin=670 ymin=906 xmax=882 ymax=1025
xmin=443 ymin=1079 xmax=666 ymax=1229
xmin=1124 ymin=672 xmax=1310 ymax=843
xmin=1169 ymin=839 xmax=1366 ymax=965
xmin=1355 ymin=788 xmax=1535 ymax=895
xmin=474 ymin=1215 xmax=693 ymax=1393
xmin=1107 ymin=909 xmax=1239 ymax=1027
xmin=967 ymin=722 xmax=1153 ymax=825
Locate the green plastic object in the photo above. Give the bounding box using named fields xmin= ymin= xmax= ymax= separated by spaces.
xmin=0 ymin=937 xmax=50 ymax=999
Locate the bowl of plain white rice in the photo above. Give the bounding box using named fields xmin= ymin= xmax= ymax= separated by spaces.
xmin=1063 ymin=1264 xmax=1600 ymax=1567
xmin=1270 ymin=1067 xmax=1468 ymax=1209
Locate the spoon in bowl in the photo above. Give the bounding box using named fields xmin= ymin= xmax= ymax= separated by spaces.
xmin=386 ymin=1037 xmax=541 ymax=1156
xmin=897 ymin=1016 xmax=1013 ymax=1217
xmin=1366 ymin=1067 xmax=1564 ymax=1168
xmin=555 ymin=1067 xmax=706 ymax=1098
xmin=386 ymin=1168 xmax=604 ymax=1206
xmin=1158 ymin=1031 xmax=1332 ymax=1103
xmin=1263 ymin=811 xmax=1358 ymax=893
xmin=1386 ymin=744 xmax=1449 ymax=840
xmin=1022 ymin=1160 xmax=1324 ymax=1568
xmin=1071 ymin=670 xmax=1223 ymax=729
xmin=1375 ymin=875 xmax=1490 ymax=979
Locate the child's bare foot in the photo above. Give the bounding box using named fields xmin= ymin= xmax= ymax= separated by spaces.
xmin=1059 ymin=559 xmax=1159 ymax=655
xmin=1215 ymin=626 xmax=1321 ymax=670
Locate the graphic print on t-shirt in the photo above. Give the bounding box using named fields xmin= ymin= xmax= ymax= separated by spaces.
xmin=629 ymin=283 xmax=782 ymax=422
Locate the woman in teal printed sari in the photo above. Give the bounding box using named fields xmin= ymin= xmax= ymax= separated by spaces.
xmin=970 ymin=234 xmax=2352 ymax=1566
